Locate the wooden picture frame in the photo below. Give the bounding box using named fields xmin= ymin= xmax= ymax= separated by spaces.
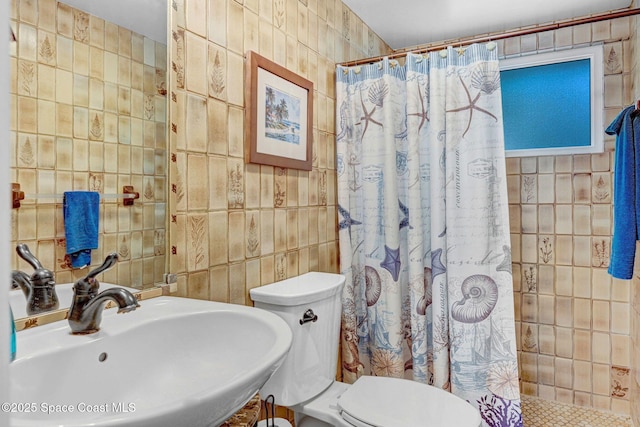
xmin=245 ymin=51 xmax=314 ymax=170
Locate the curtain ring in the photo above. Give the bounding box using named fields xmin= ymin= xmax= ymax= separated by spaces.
xmin=456 ymin=46 xmax=466 ymax=56
xmin=439 ymin=49 xmax=448 ymax=58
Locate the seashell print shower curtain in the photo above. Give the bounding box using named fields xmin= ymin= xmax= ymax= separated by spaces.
xmin=336 ymin=44 xmax=523 ymax=427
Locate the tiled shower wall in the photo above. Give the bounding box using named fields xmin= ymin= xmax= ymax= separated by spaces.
xmin=167 ymin=0 xmax=389 ymax=303
xmin=503 ymin=17 xmax=634 ymax=415
xmin=9 ymin=0 xmax=167 ymax=289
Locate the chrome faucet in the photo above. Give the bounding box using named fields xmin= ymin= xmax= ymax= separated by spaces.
xmin=11 ymin=243 xmax=59 ymax=315
xmin=68 ymin=253 xmax=139 ymax=334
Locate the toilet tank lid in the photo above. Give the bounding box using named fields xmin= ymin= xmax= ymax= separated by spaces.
xmin=250 ymin=272 xmax=345 ymax=306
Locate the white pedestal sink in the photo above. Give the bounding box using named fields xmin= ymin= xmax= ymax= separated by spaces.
xmin=9 ymin=296 xmax=292 ymax=427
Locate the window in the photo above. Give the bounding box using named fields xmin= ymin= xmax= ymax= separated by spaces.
xmin=500 ymin=45 xmax=604 ymax=157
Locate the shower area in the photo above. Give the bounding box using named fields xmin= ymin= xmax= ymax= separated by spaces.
xmin=334 ymin=7 xmax=640 ymax=427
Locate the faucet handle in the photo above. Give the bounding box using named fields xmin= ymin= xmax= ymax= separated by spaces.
xmin=16 ymin=243 xmax=44 ymax=270
xmin=75 ymin=253 xmax=119 ymax=294
xmin=86 ymin=253 xmax=119 ymax=280
xmin=16 ymin=244 xmax=54 ymax=287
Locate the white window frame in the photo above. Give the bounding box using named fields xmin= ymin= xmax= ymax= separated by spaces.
xmin=500 ymin=45 xmax=604 ymax=158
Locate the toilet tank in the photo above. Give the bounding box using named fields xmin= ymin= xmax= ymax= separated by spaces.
xmin=250 ymin=272 xmax=345 ymax=407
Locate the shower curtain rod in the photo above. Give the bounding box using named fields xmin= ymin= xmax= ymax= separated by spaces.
xmin=339 ymin=8 xmax=640 ymax=67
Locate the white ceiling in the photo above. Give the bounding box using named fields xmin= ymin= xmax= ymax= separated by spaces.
xmin=58 ymin=0 xmax=634 ymax=51
xmin=60 ymin=0 xmax=166 ymax=43
xmin=341 ymin=0 xmax=633 ymax=50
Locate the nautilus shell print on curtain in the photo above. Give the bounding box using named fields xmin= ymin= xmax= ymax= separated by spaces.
xmin=365 ymin=266 xmax=382 ymax=306
xmin=416 ymin=267 xmax=433 ymax=315
xmin=451 ymin=274 xmax=499 ymax=323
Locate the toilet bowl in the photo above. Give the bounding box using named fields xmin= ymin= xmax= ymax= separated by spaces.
xmin=250 ymin=272 xmax=482 ymax=427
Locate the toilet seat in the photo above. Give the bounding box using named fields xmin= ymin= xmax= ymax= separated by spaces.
xmin=337 ymin=376 xmax=482 ymax=427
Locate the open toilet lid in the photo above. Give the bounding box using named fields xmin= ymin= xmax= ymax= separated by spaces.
xmin=337 ymin=376 xmax=482 ymax=427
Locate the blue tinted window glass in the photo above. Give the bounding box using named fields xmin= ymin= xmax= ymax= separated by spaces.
xmin=501 ymin=59 xmax=591 ymax=150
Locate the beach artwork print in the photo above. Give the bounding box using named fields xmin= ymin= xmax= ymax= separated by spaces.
xmin=264 ymin=85 xmax=301 ymax=145
xmin=246 ymin=51 xmax=313 ymax=170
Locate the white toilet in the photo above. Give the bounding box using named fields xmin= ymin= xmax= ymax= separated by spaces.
xmin=250 ymin=272 xmax=482 ymax=427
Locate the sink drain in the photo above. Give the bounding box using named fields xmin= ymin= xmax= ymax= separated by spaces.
xmin=98 ymin=352 xmax=108 ymax=362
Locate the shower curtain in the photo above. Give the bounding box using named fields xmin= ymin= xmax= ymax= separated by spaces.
xmin=336 ymin=44 xmax=523 ymax=427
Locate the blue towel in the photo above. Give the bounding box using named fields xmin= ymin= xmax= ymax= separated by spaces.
xmin=605 ymin=105 xmax=640 ymax=280
xmin=63 ymin=191 xmax=100 ymax=269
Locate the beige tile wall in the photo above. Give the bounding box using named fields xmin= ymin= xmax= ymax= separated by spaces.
xmin=632 ymin=249 xmax=639 ymax=427
xmin=168 ymin=3 xmax=389 ymax=418
xmin=502 ymin=17 xmax=635 ymax=415
xmin=9 ymin=0 xmax=168 ymax=289
xmin=167 ymin=0 xmax=390 ymax=306
xmin=630 ymin=9 xmax=640 ymax=427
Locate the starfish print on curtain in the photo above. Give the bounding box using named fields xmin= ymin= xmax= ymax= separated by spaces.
xmin=446 ymin=74 xmax=498 ymax=138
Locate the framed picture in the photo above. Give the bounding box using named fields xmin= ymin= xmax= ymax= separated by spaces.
xmin=245 ymin=51 xmax=314 ymax=170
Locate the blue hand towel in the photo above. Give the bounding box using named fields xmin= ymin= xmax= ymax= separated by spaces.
xmin=605 ymin=105 xmax=640 ymax=280
xmin=63 ymin=191 xmax=100 ymax=269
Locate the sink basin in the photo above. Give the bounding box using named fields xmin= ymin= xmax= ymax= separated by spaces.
xmin=10 ymin=296 xmax=293 ymax=427
xmin=10 ymin=283 xmax=139 ymax=319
